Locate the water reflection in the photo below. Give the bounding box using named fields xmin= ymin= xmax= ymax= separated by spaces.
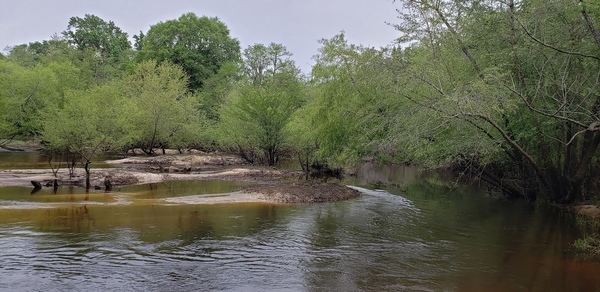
xmin=351 ymin=162 xmax=424 ymax=187
xmin=119 ymin=180 xmax=251 ymax=199
xmin=0 ymin=151 xmax=125 ymax=170
xmin=0 ymin=186 xmax=114 ymax=206
xmin=0 ymin=165 xmax=599 ymax=290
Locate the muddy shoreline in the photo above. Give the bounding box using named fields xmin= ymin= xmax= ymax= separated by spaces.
xmin=0 ymin=154 xmax=361 ymax=204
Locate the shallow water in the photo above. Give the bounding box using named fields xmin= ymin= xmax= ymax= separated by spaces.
xmin=0 ymin=151 xmax=124 ymax=170
xmin=0 ymin=161 xmax=599 ymax=291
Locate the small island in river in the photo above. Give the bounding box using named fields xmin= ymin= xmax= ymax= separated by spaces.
xmin=0 ymin=151 xmax=361 ymax=205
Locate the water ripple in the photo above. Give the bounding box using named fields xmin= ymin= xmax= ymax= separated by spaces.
xmin=0 ymin=180 xmax=588 ymax=291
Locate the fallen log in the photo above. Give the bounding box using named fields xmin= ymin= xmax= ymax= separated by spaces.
xmin=31 ymin=180 xmax=42 ymax=189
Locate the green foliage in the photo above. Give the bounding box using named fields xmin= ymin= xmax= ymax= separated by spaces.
xmin=60 ymin=14 xmax=134 ymax=83
xmin=197 ymin=61 xmax=241 ymax=121
xmin=2 ymin=3 xmax=598 ymax=203
xmin=41 ymin=81 xmax=129 ymax=160
xmin=63 ymin=14 xmax=132 ymax=60
xmin=41 ymin=81 xmax=129 ymax=188
xmin=218 ymin=83 xmax=302 ymax=165
xmin=0 ymin=60 xmax=83 ymax=141
xmin=124 ymin=60 xmax=198 ymax=154
xmin=216 ymin=43 xmax=304 ymax=165
xmin=137 ymin=12 xmax=241 ymax=90
xmin=573 ymin=235 xmax=600 ymax=256
xmin=242 ymin=43 xmax=299 ymax=86
xmin=5 ymin=36 xmax=129 ymax=86
xmin=293 ymin=0 xmax=599 ymax=202
xmin=297 ymin=34 xmax=412 ymax=165
xmin=5 ymin=38 xmax=74 ymax=67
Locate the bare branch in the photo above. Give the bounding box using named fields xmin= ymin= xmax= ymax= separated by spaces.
xmin=566 ymin=128 xmax=589 ymax=146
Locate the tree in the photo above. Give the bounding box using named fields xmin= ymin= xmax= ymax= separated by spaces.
xmin=124 ymin=60 xmax=197 ymax=155
xmin=217 ymin=43 xmax=304 ymax=166
xmin=62 ymin=14 xmax=133 ymax=82
xmin=242 ymin=42 xmax=297 ymax=86
xmin=294 ymin=34 xmax=403 ymax=166
xmin=41 ymin=82 xmax=129 ymax=189
xmin=137 ymin=12 xmax=241 ymax=90
xmin=5 ymin=37 xmax=74 ymax=67
xmin=0 ymin=59 xmax=84 ymax=145
xmin=380 ymin=0 xmax=600 ymax=203
xmin=196 ymin=61 xmax=241 ymax=121
xmin=295 ymin=0 xmax=598 ymax=203
xmin=62 ymin=14 xmax=131 ymax=60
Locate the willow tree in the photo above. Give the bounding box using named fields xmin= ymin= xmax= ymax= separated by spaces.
xmin=124 ymin=60 xmax=197 ymax=155
xmin=384 ymin=0 xmax=600 ymax=203
xmin=292 ymin=34 xmax=407 ymax=168
xmin=217 ymin=43 xmax=304 ymax=166
xmin=0 ymin=59 xmax=84 ymax=146
xmin=41 ymin=82 xmax=129 ymax=189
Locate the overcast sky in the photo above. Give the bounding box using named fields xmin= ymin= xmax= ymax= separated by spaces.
xmin=0 ymin=0 xmax=400 ymax=73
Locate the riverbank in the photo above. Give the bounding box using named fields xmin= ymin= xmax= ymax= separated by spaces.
xmin=0 ymin=140 xmax=42 ymax=152
xmin=572 ymin=205 xmax=600 ymax=219
xmin=0 ymin=153 xmax=360 ymax=204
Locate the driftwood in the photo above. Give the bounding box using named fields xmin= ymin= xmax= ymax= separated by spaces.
xmin=30 ymin=180 xmax=42 ymax=195
xmin=31 ymin=180 xmax=42 ymax=189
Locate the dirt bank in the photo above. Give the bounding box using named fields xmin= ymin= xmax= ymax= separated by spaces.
xmin=573 ymin=205 xmax=600 ymax=219
xmin=0 ymin=154 xmax=360 ymax=204
xmin=242 ymin=181 xmax=361 ymax=203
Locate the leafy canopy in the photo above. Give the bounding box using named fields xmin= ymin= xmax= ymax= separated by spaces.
xmin=137 ymin=12 xmax=241 ymax=90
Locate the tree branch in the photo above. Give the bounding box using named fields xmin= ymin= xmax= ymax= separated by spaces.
xmin=460 ymin=112 xmax=549 ymax=190
xmin=501 ymin=79 xmax=590 ymax=129
xmin=580 ymin=0 xmax=600 ymax=50
xmin=512 ymin=11 xmax=600 ymax=61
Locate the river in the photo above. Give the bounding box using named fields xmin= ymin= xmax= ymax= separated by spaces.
xmin=0 ymin=153 xmax=599 ymax=291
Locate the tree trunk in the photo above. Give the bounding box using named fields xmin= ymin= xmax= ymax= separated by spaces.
xmin=563 ymin=131 xmax=600 ymax=202
xmin=84 ymin=161 xmax=91 ymax=190
xmin=53 ymin=179 xmax=59 ymax=194
xmin=69 ymin=154 xmax=77 ymax=178
xmin=267 ymin=147 xmax=276 ymax=166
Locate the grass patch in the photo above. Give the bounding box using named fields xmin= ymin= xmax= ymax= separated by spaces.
xmin=573 ymin=235 xmax=600 ymax=255
xmin=573 ymin=214 xmax=600 ymax=256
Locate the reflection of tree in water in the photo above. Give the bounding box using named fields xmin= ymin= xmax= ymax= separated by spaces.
xmin=404 ymin=180 xmax=596 ymax=291
xmin=253 ymin=204 xmax=280 ymax=230
xmin=303 ymin=187 xmax=450 ymax=291
xmin=304 ymin=204 xmax=359 ymax=290
xmin=353 ymin=163 xmax=423 ymax=188
xmin=171 ymin=204 xmax=285 ymax=245
xmin=35 ymin=205 xmax=94 ymax=233
xmin=452 ymin=203 xmax=592 ymax=291
xmin=309 ymin=206 xmax=343 ymax=249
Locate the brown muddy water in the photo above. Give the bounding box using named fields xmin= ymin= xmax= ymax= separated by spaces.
xmin=0 ymin=151 xmax=124 ymax=170
xmin=0 ymin=154 xmax=599 ymax=291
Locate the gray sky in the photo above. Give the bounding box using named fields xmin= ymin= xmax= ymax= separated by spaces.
xmin=0 ymin=0 xmax=400 ymax=73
